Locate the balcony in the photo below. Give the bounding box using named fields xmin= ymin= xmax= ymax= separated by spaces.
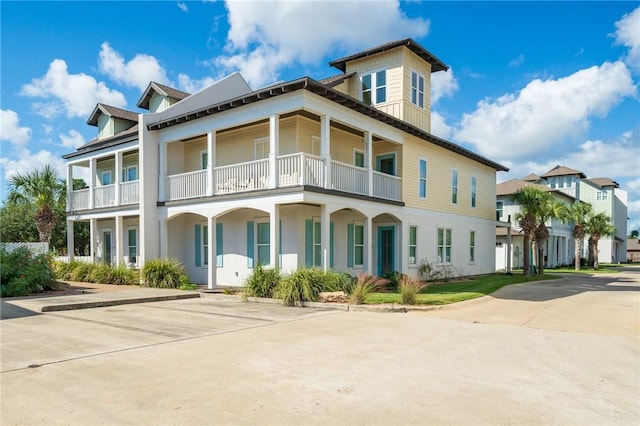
xmin=163 ymin=152 xmax=401 ymax=203
xmin=68 ymin=181 xmax=139 ymax=211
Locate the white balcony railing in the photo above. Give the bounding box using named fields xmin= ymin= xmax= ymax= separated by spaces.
xmin=278 ymin=153 xmax=324 ymax=187
xmin=165 ymin=169 xmax=207 ymax=201
xmin=331 ymin=160 xmax=368 ymax=196
xmin=94 ymin=184 xmax=116 ymax=208
xmin=70 ymin=188 xmax=90 ymax=210
xmin=215 ymin=159 xmax=269 ymax=195
xmin=372 ymin=171 xmax=401 ymax=201
xmin=120 ymin=181 xmax=139 ymax=205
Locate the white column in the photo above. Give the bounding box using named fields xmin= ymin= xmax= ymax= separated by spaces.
xmin=66 ymin=164 xmax=73 ymax=211
xmin=321 ymin=205 xmax=330 ymax=272
xmin=269 ymin=114 xmax=279 ymax=189
xmin=269 ymin=205 xmax=280 ymax=270
xmin=115 ymin=215 xmax=123 ymax=265
xmin=115 ymin=152 xmax=122 ymax=206
xmin=90 ymin=218 xmax=97 ymax=263
xmin=506 ymin=225 xmax=512 ymax=274
xmin=364 ymin=216 xmax=373 ymax=274
xmin=89 ymin=158 xmax=96 ymax=209
xmin=207 ymin=131 xmax=215 ymax=196
xmin=321 ymin=115 xmax=331 ymax=189
xmin=365 ymin=132 xmax=373 ymax=197
xmin=208 ymin=216 xmax=217 ymax=289
xmin=67 ymin=220 xmax=74 ymax=260
xmin=159 ymin=143 xmax=168 ymax=201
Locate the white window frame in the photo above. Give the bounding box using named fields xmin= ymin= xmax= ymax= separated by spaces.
xmin=496 ymin=201 xmax=504 ymax=220
xmin=202 ymin=223 xmax=209 ymax=267
xmin=409 ymin=225 xmax=418 ymax=266
xmin=361 ymin=69 xmax=387 ymax=105
xmin=311 ymin=136 xmax=321 ymax=156
xmin=353 ymin=149 xmax=365 ymax=168
xmin=122 ymin=165 xmax=138 ymax=182
xmin=127 ymin=227 xmax=138 ymax=265
xmin=471 ymin=175 xmax=477 ymax=208
xmin=451 ymin=169 xmax=458 ymax=205
xmin=101 ymin=170 xmax=112 ymax=186
xmin=353 ymin=222 xmax=364 ymax=268
xmin=437 ymin=227 xmax=452 ymax=264
xmin=411 ymin=70 xmax=425 ymax=108
xmin=419 ymin=158 xmax=427 ymax=198
xmin=256 ymin=221 xmax=270 ymax=266
xmin=200 ymin=150 xmax=208 ymax=170
xmin=254 ymin=137 xmax=269 ymax=160
xmin=469 ymin=230 xmax=476 ymax=263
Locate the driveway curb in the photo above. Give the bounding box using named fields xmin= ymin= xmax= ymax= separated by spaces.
xmin=40 ymin=293 xmax=200 ymax=312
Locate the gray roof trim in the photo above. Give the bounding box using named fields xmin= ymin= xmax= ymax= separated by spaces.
xmin=319 ymin=72 xmax=356 ymax=87
xmin=329 ymin=38 xmax=448 ymax=73
xmin=147 ymin=77 xmax=508 ymax=172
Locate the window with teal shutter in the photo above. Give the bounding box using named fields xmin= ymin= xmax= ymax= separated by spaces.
xmin=305 ymin=219 xmax=313 ymax=267
xmin=257 ymin=223 xmax=270 ymax=266
xmin=246 ymin=221 xmax=254 ymax=268
xmin=195 ymin=224 xmax=201 ymax=267
xmin=347 ymin=223 xmax=354 ymax=267
xmin=216 ymin=223 xmax=223 ymax=267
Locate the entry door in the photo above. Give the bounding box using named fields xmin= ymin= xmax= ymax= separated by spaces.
xmin=378 ymin=226 xmax=395 ymax=276
xmin=103 ymin=230 xmax=112 ymax=265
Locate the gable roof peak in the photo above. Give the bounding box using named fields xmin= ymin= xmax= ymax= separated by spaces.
xmin=87 ymin=103 xmax=138 ymax=126
xmin=541 ymin=164 xmax=586 ymax=178
xmin=137 ymin=81 xmax=191 ymax=110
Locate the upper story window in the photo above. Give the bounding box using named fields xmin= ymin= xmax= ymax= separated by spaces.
xmin=597 ymin=191 xmax=608 ymax=200
xmin=411 ymin=71 xmax=425 ymax=108
xmin=496 ymin=201 xmax=504 ymax=220
xmin=451 ymin=169 xmax=458 ymax=204
xmin=254 ymin=137 xmax=269 ymax=160
xmin=471 ymin=176 xmax=477 ymax=208
xmin=419 ymin=158 xmax=427 ymax=198
xmin=361 ymin=70 xmax=386 ymax=105
xmin=122 ymin=165 xmax=138 ymax=182
xmin=101 ymin=171 xmax=112 ymax=186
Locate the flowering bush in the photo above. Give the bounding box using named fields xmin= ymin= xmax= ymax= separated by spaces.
xmin=0 ymin=246 xmax=55 ymax=297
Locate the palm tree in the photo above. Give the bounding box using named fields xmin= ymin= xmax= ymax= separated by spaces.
xmin=564 ymin=202 xmax=593 ymax=271
xmin=533 ymin=196 xmax=567 ymax=275
xmin=7 ymin=165 xmax=65 ymax=244
xmin=512 ymin=185 xmax=546 ymax=276
xmin=585 ymin=212 xmax=615 ymax=270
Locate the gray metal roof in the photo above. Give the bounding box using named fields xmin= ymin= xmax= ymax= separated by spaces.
xmin=137 ymin=81 xmax=191 ymax=110
xmin=86 ymin=104 xmax=139 ymax=126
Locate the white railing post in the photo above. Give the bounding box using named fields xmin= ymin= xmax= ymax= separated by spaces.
xmin=159 ymin=143 xmax=167 ymax=201
xmin=115 ymin=151 xmax=122 ymax=206
xmin=89 ymin=158 xmax=96 ymax=209
xmin=207 ymin=131 xmax=215 ymax=196
xmin=321 ymin=115 xmax=331 ymax=189
xmin=365 ymin=132 xmax=373 ymax=197
xmin=269 ymin=114 xmax=279 ymax=189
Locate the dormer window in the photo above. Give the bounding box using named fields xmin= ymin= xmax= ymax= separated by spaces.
xmin=361 ymin=70 xmax=386 ymax=105
xmin=411 ymin=70 xmax=425 ymax=108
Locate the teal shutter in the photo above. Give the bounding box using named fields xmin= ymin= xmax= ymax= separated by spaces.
xmin=347 ymin=223 xmax=354 ymax=267
xmin=247 ymin=221 xmax=254 ymax=268
xmin=330 ymin=222 xmax=334 ymax=268
xmin=195 ymin=224 xmax=201 ymax=267
xmin=305 ymin=219 xmax=313 ymax=267
xmin=216 ymin=223 xmax=223 ymax=267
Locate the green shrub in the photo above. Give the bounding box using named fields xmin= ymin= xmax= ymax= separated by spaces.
xmin=350 ymin=273 xmax=388 ymax=304
xmin=111 ymin=264 xmax=138 ymax=285
xmin=52 ymin=260 xmax=78 ymax=280
xmin=243 ymin=265 xmax=281 ymax=298
xmin=70 ymin=262 xmax=94 ymax=282
xmin=382 ymin=271 xmax=403 ymax=291
xmin=399 ymin=275 xmax=428 ymax=305
xmin=89 ymin=262 xmax=113 ymax=284
xmin=322 ymin=270 xmax=355 ymax=294
xmin=274 ymin=268 xmax=325 ymax=306
xmin=0 ymin=246 xmax=55 ymax=297
xmin=142 ymin=258 xmax=186 ymax=288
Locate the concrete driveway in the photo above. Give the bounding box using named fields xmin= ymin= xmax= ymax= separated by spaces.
xmin=1 ymin=268 xmax=638 ymax=425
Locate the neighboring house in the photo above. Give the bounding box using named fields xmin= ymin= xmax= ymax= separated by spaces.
xmin=496 ymin=165 xmax=628 ymax=269
xmin=626 ymin=238 xmax=640 ymax=263
xmin=495 ymin=179 xmax=576 ymax=271
xmin=63 ymin=38 xmax=508 ymax=288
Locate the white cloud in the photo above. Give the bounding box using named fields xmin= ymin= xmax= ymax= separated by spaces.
xmin=216 ymin=0 xmax=430 ymax=88
xmin=59 ymin=129 xmax=85 ymax=149
xmin=177 ymin=73 xmax=218 ymax=93
xmin=0 ymin=110 xmax=32 ymax=147
xmin=177 ymin=2 xmax=188 ymax=12
xmin=509 ymin=54 xmax=525 ymax=67
xmin=455 ymin=61 xmax=636 ymax=162
xmin=0 ymin=147 xmax=67 ymax=184
xmin=99 ymin=42 xmax=171 ymax=91
xmin=21 ymin=59 xmax=127 ymax=118
xmin=612 ymin=6 xmax=640 ymax=74
xmin=429 ymin=110 xmax=453 ymax=140
xmin=431 ymin=68 xmax=458 ymax=104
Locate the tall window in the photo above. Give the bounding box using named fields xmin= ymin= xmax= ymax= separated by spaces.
xmin=419 ymin=159 xmax=427 ymax=198
xmin=257 ymin=222 xmax=270 ymax=266
xmin=409 ymin=226 xmax=417 ymax=265
xmin=202 ymin=225 xmax=209 ymax=266
xmin=361 ymin=70 xmax=387 ymax=105
xmin=469 ymin=231 xmax=475 ymax=263
xmin=200 ymin=151 xmax=208 ymax=170
xmin=496 ymin=201 xmax=504 ymax=220
xmin=451 ymin=169 xmax=458 ymax=204
xmin=354 ymin=224 xmax=364 ymax=267
xmin=101 ymin=171 xmax=112 ymax=185
xmin=122 ymin=165 xmax=138 ymax=182
xmin=471 ymin=176 xmax=477 ymax=208
xmin=411 ymin=71 xmax=425 ymax=108
xmin=354 ymin=150 xmax=365 ymax=167
xmin=437 ymin=227 xmax=452 ymax=263
xmin=254 ymin=137 xmax=269 ymax=160
xmin=128 ymin=229 xmax=137 ymax=263
xmin=313 ymin=221 xmax=322 ymax=266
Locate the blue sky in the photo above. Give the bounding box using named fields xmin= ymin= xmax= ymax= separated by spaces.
xmin=1 ymin=1 xmax=639 ymax=231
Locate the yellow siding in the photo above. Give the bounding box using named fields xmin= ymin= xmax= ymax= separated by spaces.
xmin=402 ymin=135 xmax=497 ymax=220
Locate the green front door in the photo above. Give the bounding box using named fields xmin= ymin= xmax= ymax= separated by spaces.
xmin=378 ymin=226 xmax=394 ymax=275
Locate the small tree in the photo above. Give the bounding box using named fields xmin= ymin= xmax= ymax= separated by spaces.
xmin=533 ymin=197 xmax=566 ymax=275
xmin=564 ymin=202 xmax=593 ymax=271
xmin=512 ymin=186 xmax=546 ymax=276
xmin=585 ymin=212 xmax=615 ymax=270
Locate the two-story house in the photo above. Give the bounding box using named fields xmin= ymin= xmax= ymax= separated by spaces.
xmin=496 ymin=165 xmax=628 ymax=270
xmin=64 ymin=39 xmax=508 ymax=288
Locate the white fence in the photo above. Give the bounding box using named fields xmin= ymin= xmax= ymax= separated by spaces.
xmin=1 ymin=242 xmax=49 ymax=255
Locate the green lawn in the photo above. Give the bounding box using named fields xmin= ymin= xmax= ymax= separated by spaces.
xmin=366 ymin=273 xmax=559 ymax=305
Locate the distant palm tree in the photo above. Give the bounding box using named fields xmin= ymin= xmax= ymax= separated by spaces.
xmin=512 ymin=186 xmax=546 ymax=276
xmin=7 ymin=165 xmax=65 ymax=244
xmin=585 ymin=212 xmax=615 ymax=270
xmin=533 ymin=196 xmax=567 ymax=275
xmin=564 ymin=202 xmax=593 ymax=271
